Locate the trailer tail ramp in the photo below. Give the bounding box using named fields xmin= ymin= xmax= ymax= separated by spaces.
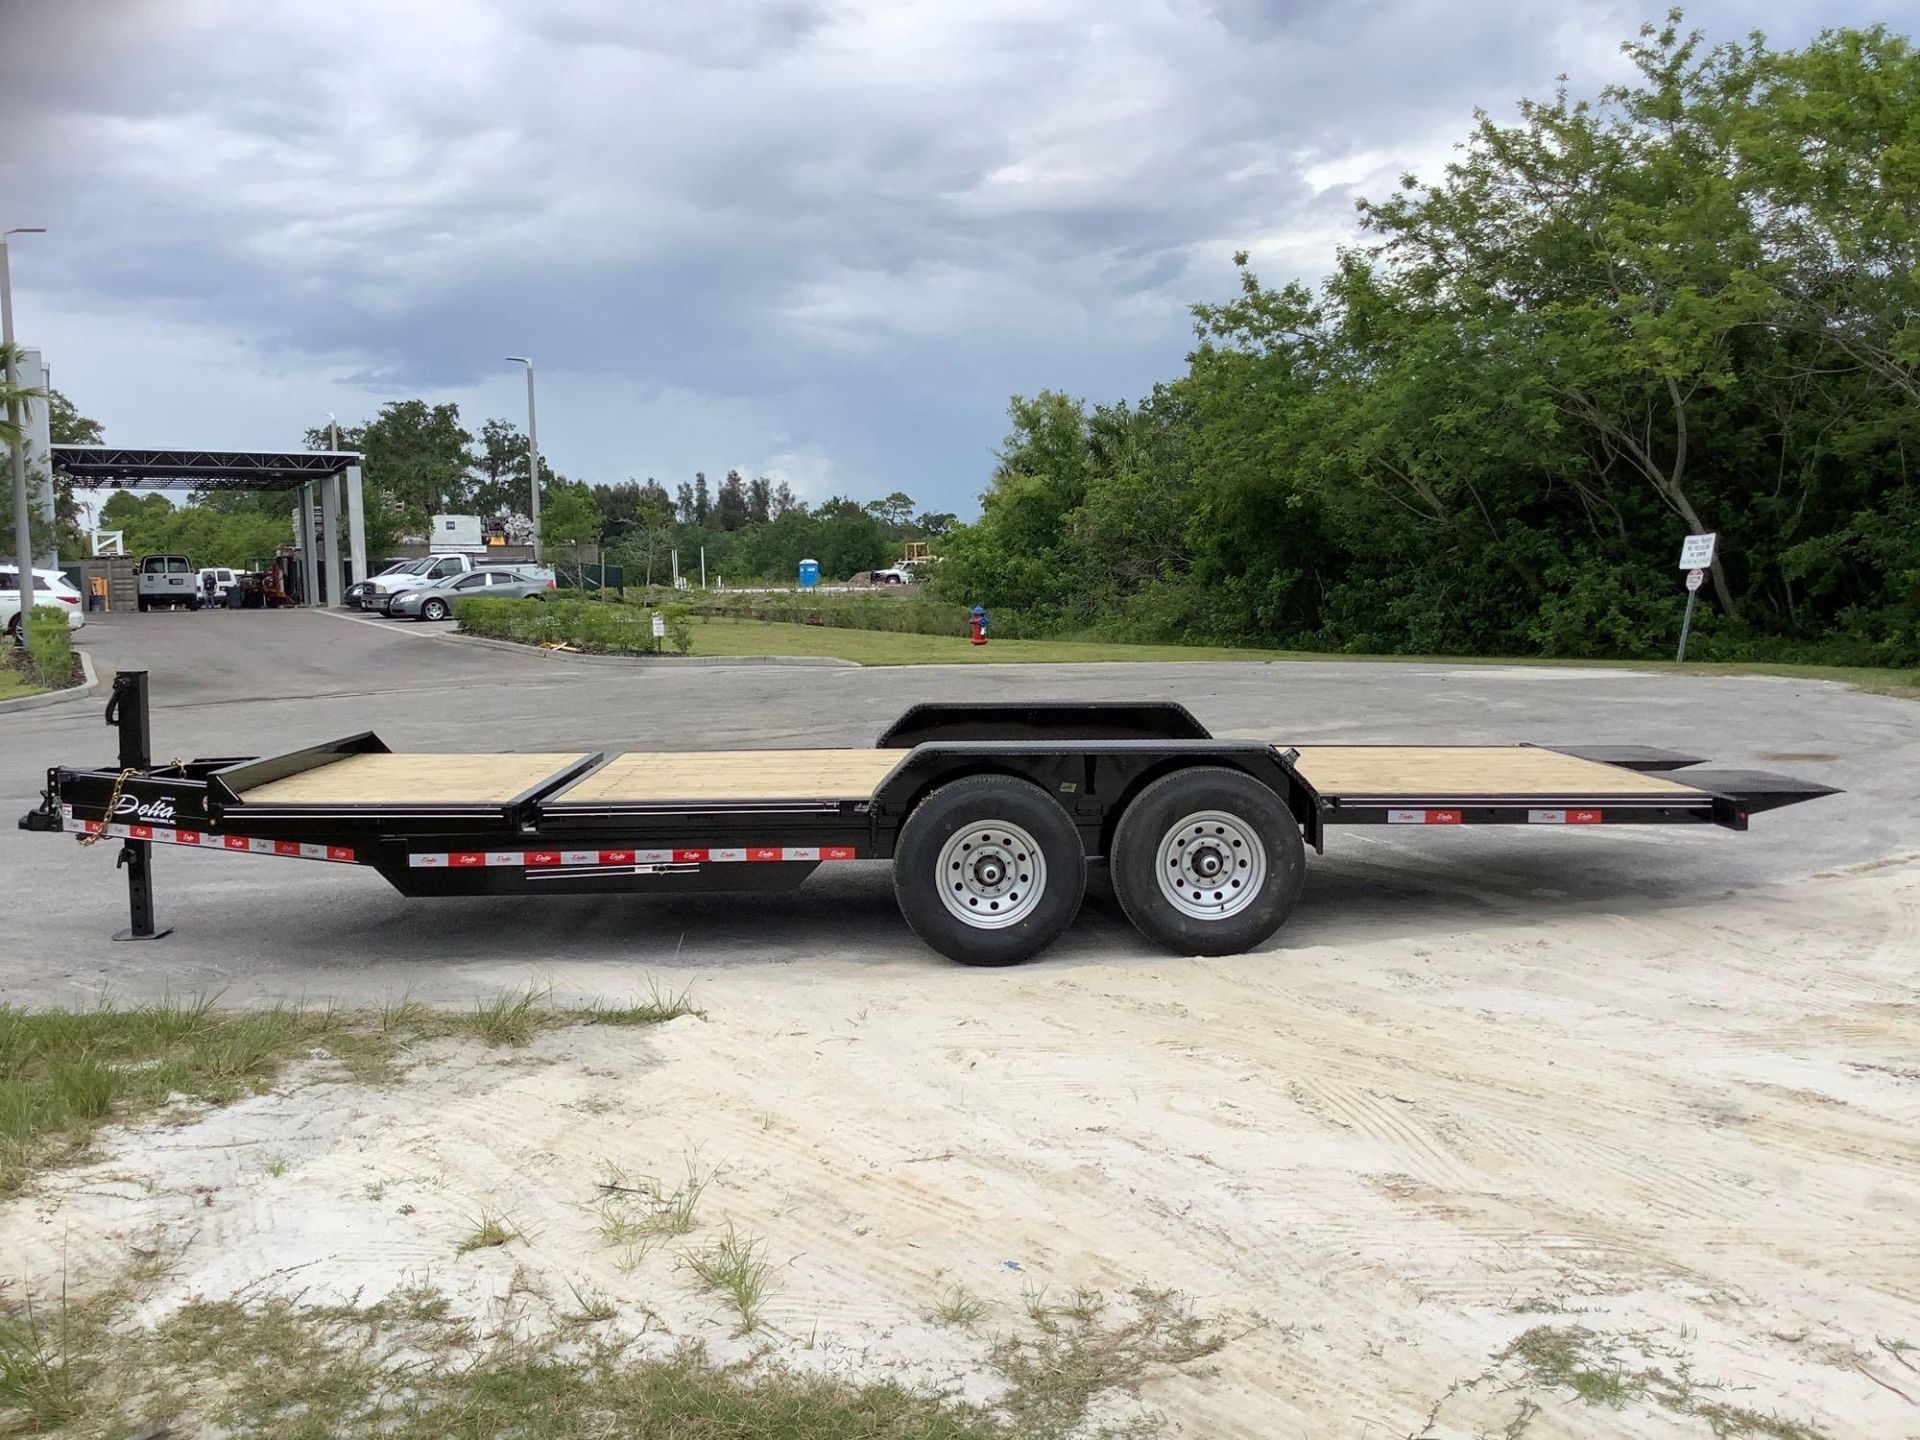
xmin=20 ymin=677 xmax=1839 ymax=966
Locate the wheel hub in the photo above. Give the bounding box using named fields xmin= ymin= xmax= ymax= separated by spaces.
xmin=1155 ymin=810 xmax=1268 ymax=920
xmin=937 ymin=821 xmax=1046 ymax=930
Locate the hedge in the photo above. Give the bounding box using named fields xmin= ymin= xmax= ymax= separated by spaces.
xmin=622 ymin=587 xmax=1049 ymax=639
xmin=23 ymin=608 xmax=75 ymax=687
xmin=452 ymin=597 xmax=693 ymax=655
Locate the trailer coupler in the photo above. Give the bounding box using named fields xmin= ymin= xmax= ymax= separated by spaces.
xmin=17 ymin=791 xmax=61 ymax=833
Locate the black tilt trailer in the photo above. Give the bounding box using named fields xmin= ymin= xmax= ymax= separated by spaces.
xmin=20 ymin=672 xmax=1840 ymax=966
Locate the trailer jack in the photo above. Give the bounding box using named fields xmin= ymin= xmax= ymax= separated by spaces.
xmin=104 ymin=670 xmax=171 ymax=942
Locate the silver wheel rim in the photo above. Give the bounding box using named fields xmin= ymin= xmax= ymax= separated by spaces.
xmin=1155 ymin=810 xmax=1266 ymax=920
xmin=937 ymin=820 xmax=1046 ymax=930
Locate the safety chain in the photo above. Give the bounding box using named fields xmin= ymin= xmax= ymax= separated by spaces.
xmin=76 ymin=768 xmax=137 ymax=847
xmin=73 ymin=759 xmax=184 ymax=848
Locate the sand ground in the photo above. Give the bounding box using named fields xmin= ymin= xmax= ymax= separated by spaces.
xmin=8 ymin=856 xmax=1916 ymax=1437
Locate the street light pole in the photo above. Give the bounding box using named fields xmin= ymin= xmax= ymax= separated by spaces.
xmin=4 ymin=227 xmax=47 ymax=624
xmin=505 ymin=357 xmax=541 ymax=560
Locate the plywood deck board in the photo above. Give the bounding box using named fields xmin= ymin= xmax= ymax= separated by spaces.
xmin=240 ymin=753 xmax=591 ymax=806
xmin=1288 ymin=745 xmax=1701 ymax=798
xmin=557 ymin=749 xmax=902 ymax=803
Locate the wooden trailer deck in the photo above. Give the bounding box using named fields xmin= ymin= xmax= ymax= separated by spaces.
xmin=234 ymin=743 xmax=1705 ymax=809
xmin=557 ymin=750 xmax=905 ymax=804
xmin=238 ymin=753 xmax=592 ymax=806
xmin=1286 ymin=746 xmax=1701 ymax=799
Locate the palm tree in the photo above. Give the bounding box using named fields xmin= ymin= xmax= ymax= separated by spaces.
xmin=0 ymin=341 xmax=45 ymax=449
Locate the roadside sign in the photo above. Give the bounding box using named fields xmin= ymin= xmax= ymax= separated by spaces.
xmin=651 ymin=612 xmax=666 ymax=639
xmin=1678 ymin=533 xmax=1716 ymax=569
xmin=1685 ymin=568 xmax=1704 ymax=593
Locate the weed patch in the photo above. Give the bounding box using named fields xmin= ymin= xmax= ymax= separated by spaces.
xmin=1455 ymin=1324 xmax=1832 ymax=1439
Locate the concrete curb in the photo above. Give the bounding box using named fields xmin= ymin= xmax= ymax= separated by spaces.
xmin=438 ymin=627 xmax=860 ymax=668
xmin=0 ymin=649 xmax=104 ymax=715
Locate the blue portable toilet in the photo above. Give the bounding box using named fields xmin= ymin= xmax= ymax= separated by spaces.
xmin=798 ymin=558 xmax=820 ymax=589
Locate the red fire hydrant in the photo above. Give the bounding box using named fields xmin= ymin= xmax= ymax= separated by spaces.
xmin=968 ymin=605 xmax=989 ymax=646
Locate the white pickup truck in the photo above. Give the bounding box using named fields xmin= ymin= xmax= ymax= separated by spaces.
xmin=344 ymin=553 xmax=481 ymax=611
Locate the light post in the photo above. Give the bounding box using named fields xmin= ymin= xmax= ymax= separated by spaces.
xmin=4 ymin=226 xmax=47 ymax=623
xmin=505 ymin=356 xmax=541 ymax=560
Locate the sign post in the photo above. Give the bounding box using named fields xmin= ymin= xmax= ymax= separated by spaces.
xmin=1675 ymin=533 xmax=1716 ymax=663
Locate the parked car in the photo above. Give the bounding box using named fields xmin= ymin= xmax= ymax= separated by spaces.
xmin=137 ymin=554 xmax=200 ymax=612
xmin=196 ymin=566 xmax=238 ymax=604
xmin=348 ymin=553 xmax=482 ymax=610
xmin=1 ymin=565 xmax=86 ymax=637
xmin=386 ymin=567 xmax=555 ymax=621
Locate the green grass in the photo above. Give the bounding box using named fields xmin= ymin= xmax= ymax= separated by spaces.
xmin=0 ymin=665 xmax=47 ymax=701
xmin=679 ymin=618 xmax=1920 ymax=694
xmin=0 ymin=987 xmax=699 ymax=1195
xmin=1 ymin=1272 xmax=1238 ymax=1439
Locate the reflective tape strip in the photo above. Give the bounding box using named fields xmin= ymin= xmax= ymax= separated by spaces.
xmin=64 ymin=817 xmax=354 ymax=863
xmin=1528 ymin=808 xmax=1604 ymax=825
xmin=1386 ymin=809 xmax=1462 ymax=825
xmin=404 ymin=845 xmax=860 ymax=869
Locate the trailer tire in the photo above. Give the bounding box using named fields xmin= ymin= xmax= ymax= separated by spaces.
xmin=894 ymin=775 xmax=1085 ymax=966
xmin=1110 ymin=766 xmax=1304 ymax=956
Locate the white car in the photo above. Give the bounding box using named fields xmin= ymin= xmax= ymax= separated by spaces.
xmin=1 ymin=565 xmax=86 ymax=637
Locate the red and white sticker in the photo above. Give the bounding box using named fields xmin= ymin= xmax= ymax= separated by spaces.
xmin=1527 ymin=809 xmax=1604 ymax=825
xmin=1386 ymin=809 xmax=1462 ymax=825
xmin=63 ymin=814 xmax=354 ymax=863
xmin=407 ymin=844 xmax=857 ymax=870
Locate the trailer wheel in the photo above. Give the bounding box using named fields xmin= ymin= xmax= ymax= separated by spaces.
xmin=1110 ymin=766 xmax=1305 ymax=956
xmin=894 ymin=775 xmax=1085 ymax=966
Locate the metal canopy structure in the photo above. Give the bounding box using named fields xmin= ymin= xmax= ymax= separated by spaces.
xmin=50 ymin=445 xmax=367 ymax=608
xmin=50 ymin=445 xmax=359 ymax=491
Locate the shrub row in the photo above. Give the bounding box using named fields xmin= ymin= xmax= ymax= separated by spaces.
xmin=453 ymin=597 xmax=691 ymax=654
xmin=622 ymin=587 xmax=1052 ymax=640
xmin=23 ymin=609 xmax=75 ymax=687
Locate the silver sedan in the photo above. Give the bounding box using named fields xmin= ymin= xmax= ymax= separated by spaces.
xmin=386 ymin=568 xmax=555 ymax=621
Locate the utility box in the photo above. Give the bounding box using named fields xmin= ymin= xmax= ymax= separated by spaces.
xmin=430 ymin=514 xmax=484 ymax=551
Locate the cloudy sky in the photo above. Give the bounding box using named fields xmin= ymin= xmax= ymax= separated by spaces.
xmin=2 ymin=0 xmax=1906 ymax=515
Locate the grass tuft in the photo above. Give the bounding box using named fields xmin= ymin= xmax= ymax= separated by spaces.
xmin=678 ymin=1225 xmax=773 ymax=1335
xmin=467 ymin=987 xmax=547 ymax=1047
xmin=0 ymin=1283 xmax=87 ymax=1432
xmin=927 ymin=1283 xmax=986 ymax=1329
xmin=456 ymin=1212 xmax=520 ymax=1256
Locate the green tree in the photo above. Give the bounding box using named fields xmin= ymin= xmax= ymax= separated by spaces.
xmin=539 ymin=481 xmax=601 ymax=549
xmin=472 ymin=417 xmax=530 ymax=518
xmin=714 ymin=470 xmax=749 ymax=531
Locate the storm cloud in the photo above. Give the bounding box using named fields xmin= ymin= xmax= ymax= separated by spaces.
xmin=1 ymin=0 xmax=1902 ymax=509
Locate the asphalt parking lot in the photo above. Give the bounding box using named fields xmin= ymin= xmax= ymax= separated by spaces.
xmin=2 ymin=606 xmax=1913 ymax=1006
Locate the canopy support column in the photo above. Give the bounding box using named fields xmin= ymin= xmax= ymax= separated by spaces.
xmin=321 ymin=471 xmax=345 ymax=608
xmin=296 ymin=481 xmax=317 ymax=606
xmin=345 ymin=464 xmax=367 ymax=592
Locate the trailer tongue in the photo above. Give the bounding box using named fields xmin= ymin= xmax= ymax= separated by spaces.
xmin=19 ymin=673 xmax=1840 ymax=965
